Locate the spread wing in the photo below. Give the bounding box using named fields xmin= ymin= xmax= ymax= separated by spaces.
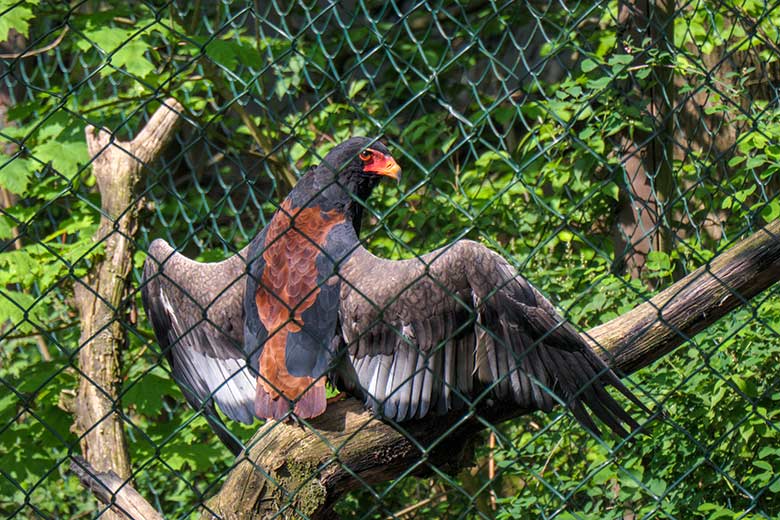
xmin=141 ymin=239 xmax=256 ymax=453
xmin=336 ymin=240 xmax=648 ymax=437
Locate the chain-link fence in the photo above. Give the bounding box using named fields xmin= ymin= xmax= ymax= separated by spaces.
xmin=2 ymin=1 xmax=780 ymax=518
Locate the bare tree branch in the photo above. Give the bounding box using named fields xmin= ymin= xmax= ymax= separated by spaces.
xmin=588 ymin=220 xmax=780 ymax=373
xmin=0 ymin=26 xmax=69 ymax=59
xmin=72 ymin=99 xmax=182 ymax=520
xmin=70 ymin=456 xmax=164 ymax=520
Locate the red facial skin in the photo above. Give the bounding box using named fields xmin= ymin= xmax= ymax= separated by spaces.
xmin=360 ymin=149 xmax=401 ymax=180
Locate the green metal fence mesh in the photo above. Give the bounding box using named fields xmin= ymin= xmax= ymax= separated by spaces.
xmin=2 ymin=0 xmax=780 ymax=518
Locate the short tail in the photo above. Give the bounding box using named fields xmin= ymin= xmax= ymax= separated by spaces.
xmin=254 ymin=378 xmax=327 ymax=420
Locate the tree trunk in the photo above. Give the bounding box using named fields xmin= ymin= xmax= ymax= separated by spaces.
xmin=72 ymin=99 xmax=183 ymax=518
xmin=614 ymin=0 xmax=675 ymax=280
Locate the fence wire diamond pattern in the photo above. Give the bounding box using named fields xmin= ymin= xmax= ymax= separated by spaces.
xmin=2 ymin=1 xmax=780 ymax=519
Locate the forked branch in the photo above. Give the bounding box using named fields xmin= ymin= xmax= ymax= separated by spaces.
xmin=72 ymin=99 xmax=182 ymax=520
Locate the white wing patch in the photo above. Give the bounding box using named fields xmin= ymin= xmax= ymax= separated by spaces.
xmin=160 ymin=288 xmax=256 ymax=424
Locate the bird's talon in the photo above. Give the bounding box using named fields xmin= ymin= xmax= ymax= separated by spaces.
xmin=327 ymin=392 xmax=347 ymax=405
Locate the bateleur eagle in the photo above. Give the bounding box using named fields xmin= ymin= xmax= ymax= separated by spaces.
xmin=141 ymin=136 xmax=648 ymax=454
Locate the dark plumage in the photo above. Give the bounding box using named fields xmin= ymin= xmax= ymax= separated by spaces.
xmin=243 ymin=138 xmax=399 ymax=420
xmin=141 ymin=136 xmax=648 ymax=452
xmin=141 ymin=241 xmax=252 ymax=454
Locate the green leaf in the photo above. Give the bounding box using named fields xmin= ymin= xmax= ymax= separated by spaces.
xmin=758 ymin=446 xmax=779 ymax=458
xmin=348 ymin=79 xmax=368 ymax=99
xmin=0 ymin=248 xmax=39 ymax=286
xmin=611 ymin=53 xmax=634 ymax=65
xmin=746 ymin=155 xmax=767 ymax=169
xmin=557 ymin=229 xmax=574 ymax=243
xmin=761 ymin=199 xmax=780 ymax=221
xmin=0 ymin=155 xmax=34 ymax=194
xmin=646 ymin=251 xmax=671 ymax=271
xmin=124 ymin=371 xmax=176 ymax=416
xmin=581 ymin=58 xmax=599 ymax=72
xmin=647 ymin=478 xmax=667 ymax=496
xmin=697 ymin=503 xmax=734 ymax=520
xmin=0 ymin=289 xmax=47 ymax=334
xmin=0 ymin=214 xmax=14 ymax=239
xmin=196 ymin=36 xmax=263 ymax=70
xmin=0 ymin=0 xmax=37 ymax=42
xmin=113 ymin=38 xmax=156 ymax=78
xmin=76 ymin=23 xmax=156 ymax=79
xmin=32 ymin=139 xmax=88 ymax=179
xmin=586 ymin=76 xmax=612 ymax=90
xmin=608 ymin=53 xmax=634 ymax=69
xmin=753 ymin=460 xmax=772 ymax=472
xmin=602 ymin=181 xmax=619 ymax=200
xmin=578 ymin=127 xmax=595 ymax=140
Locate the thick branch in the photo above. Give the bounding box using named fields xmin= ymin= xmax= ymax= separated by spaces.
xmin=207 ymin=219 xmax=780 ymax=520
xmin=588 ymin=219 xmax=780 ymax=373
xmin=72 ymin=99 xmax=182 ymax=518
xmin=70 ymin=456 xmax=164 ymax=520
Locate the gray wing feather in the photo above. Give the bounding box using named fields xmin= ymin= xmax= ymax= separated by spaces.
xmin=141 ymin=239 xmax=256 ymax=428
xmin=336 ymin=241 xmax=648 ymax=438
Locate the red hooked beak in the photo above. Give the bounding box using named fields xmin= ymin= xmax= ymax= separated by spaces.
xmin=360 ymin=149 xmax=402 ymax=181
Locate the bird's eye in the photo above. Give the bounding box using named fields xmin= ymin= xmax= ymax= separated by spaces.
xmin=359 ymin=150 xmax=372 ymax=161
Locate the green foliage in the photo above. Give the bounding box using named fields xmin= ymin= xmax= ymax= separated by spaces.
xmin=1 ymin=0 xmax=780 ymax=519
xmin=0 ymin=0 xmax=38 ymax=42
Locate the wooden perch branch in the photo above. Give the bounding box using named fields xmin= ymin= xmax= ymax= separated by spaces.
xmin=206 ymin=219 xmax=780 ymax=520
xmin=72 ymin=99 xmax=182 ymax=519
xmin=587 ymin=220 xmax=780 ymax=372
xmin=70 ymin=456 xmax=164 ymax=520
